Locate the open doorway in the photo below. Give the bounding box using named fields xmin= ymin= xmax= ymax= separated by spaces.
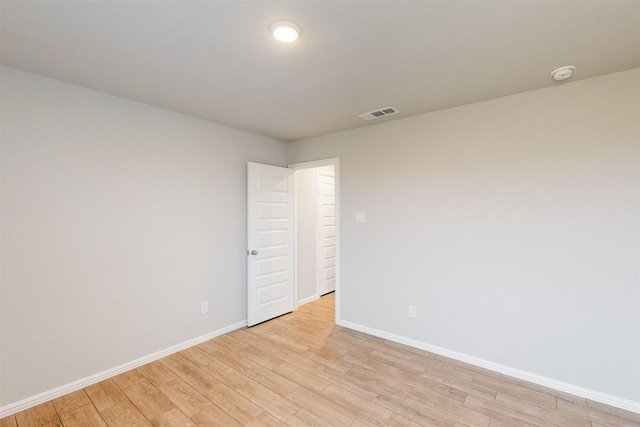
xmin=290 ymin=158 xmax=339 ymax=321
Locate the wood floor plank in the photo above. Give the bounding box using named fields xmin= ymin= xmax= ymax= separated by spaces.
xmin=239 ymin=333 xmax=336 ymax=381
xmin=586 ymin=399 xmax=640 ymax=423
xmin=285 ymin=387 xmax=359 ymax=426
xmin=111 ymin=369 xmax=146 ymax=390
xmin=272 ymin=362 xmax=331 ymax=394
xmin=157 ymin=378 xmax=212 ymax=417
xmin=263 ymin=326 xmax=331 ymax=353
xmin=208 ymin=347 xmax=257 ymax=372
xmin=395 ymin=369 xmax=468 ymax=405
xmin=422 ymin=368 xmax=497 ymax=402
xmin=300 ymin=346 xmax=353 ymax=373
xmin=341 ymin=350 xmax=401 ymax=377
xmin=345 ymin=365 xmax=413 ymax=399
xmin=14 ymin=402 xmax=62 ymax=427
xmin=215 ymin=332 xmax=285 ymax=370
xmin=494 ymin=392 xmax=590 ymax=426
xmin=56 ymin=403 xmax=107 ymax=427
xmin=488 ymin=418 xmax=538 ymax=427
xmin=136 ymin=362 xmax=178 ymax=388
xmin=463 ymin=394 xmax=558 ymax=427
xmin=381 ymin=338 xmax=440 ymax=359
xmin=204 ymin=383 xmax=263 ymax=424
xmin=120 ymin=378 xmax=177 ymax=422
xmin=383 ymin=413 xmax=426 ymax=427
xmin=366 ymin=339 xmax=436 ymax=366
xmin=312 ymin=362 xmax=383 ymax=401
xmin=85 ymin=379 xmax=131 ymax=412
xmin=202 ymin=358 xmax=252 ymax=390
xmin=159 ymin=353 xmax=221 ymax=397
xmin=191 ymin=404 xmax=243 ymax=427
xmin=350 ymin=414 xmax=394 ymax=427
xmin=236 ymin=378 xmax=300 ymax=422
xmin=99 ymin=401 xmax=151 ymax=427
xmin=51 ymin=389 xmax=91 ymax=416
xmin=500 ymin=374 xmax=587 ymax=406
xmin=408 ymin=387 xmax=491 ymax=427
xmin=368 ymin=349 xmax=428 ymax=374
xmin=321 ymin=384 xmax=393 ymax=425
xmin=472 ymin=373 xmax=557 ymax=409
xmin=202 ymin=343 xmax=298 ymax=397
xmin=0 ymin=415 xmax=17 ymax=427
xmin=557 ymin=397 xmax=640 ymax=427
xmin=247 ymin=363 xmax=300 ymax=396
xmin=256 ymin=332 xmax=309 ymax=355
xmin=244 ymin=411 xmax=288 ymax=427
xmin=285 ymin=409 xmax=334 ymax=427
xmin=194 ymin=338 xmax=225 ymax=355
xmin=591 ymin=422 xmax=638 ymax=427
xmin=435 ymin=355 xmax=502 ymax=379
xmin=178 ymin=347 xmax=218 ymax=368
xmin=210 ymin=333 xmax=245 ymax=349
xmin=148 ymin=407 xmax=196 ymax=427
xmin=374 ymin=389 xmax=456 ymax=427
xmin=421 ymin=357 xmax=477 ymax=382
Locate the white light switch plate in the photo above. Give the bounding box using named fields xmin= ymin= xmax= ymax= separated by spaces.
xmin=355 ymin=212 xmax=366 ymax=223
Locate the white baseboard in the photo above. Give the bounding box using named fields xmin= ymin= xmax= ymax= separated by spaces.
xmin=298 ymin=295 xmax=320 ymax=306
xmin=0 ymin=320 xmax=247 ymax=419
xmin=337 ymin=319 xmax=640 ymax=415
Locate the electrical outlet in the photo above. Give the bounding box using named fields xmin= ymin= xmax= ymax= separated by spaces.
xmin=408 ymin=305 xmax=416 ymax=318
xmin=201 ymin=301 xmax=209 ymax=314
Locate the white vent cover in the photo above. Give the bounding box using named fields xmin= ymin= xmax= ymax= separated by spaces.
xmin=358 ymin=106 xmax=400 ymax=120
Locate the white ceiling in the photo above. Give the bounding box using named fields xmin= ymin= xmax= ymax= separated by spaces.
xmin=2 ymin=1 xmax=639 ymax=142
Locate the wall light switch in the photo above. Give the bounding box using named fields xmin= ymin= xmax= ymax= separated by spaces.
xmin=355 ymin=212 xmax=366 ymax=223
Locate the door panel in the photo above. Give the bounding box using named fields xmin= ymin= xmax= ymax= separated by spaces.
xmin=247 ymin=162 xmax=294 ymax=327
xmin=318 ymin=171 xmax=336 ymax=295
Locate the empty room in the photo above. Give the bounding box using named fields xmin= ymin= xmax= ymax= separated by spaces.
xmin=1 ymin=1 xmax=639 ymax=426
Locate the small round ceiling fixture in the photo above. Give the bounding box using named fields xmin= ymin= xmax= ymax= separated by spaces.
xmin=550 ymin=65 xmax=576 ymax=81
xmin=269 ymin=20 xmax=301 ymax=43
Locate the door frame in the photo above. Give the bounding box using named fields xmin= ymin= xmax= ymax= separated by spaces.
xmin=289 ymin=158 xmax=340 ymax=324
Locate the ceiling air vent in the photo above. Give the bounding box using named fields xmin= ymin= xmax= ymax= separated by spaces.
xmin=357 ymin=106 xmax=400 ymax=121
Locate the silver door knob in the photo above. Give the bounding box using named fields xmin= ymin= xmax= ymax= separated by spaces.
xmin=250 ymin=250 xmax=259 ymax=255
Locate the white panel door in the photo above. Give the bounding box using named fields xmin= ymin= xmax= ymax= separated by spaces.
xmin=317 ymin=170 xmax=336 ymax=295
xmin=247 ymin=162 xmax=295 ymax=327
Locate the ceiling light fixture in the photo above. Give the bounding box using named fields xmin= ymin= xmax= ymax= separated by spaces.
xmin=550 ymin=65 xmax=576 ymax=81
xmin=269 ymin=20 xmax=301 ymax=43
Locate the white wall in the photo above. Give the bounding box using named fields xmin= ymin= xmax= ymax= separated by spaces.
xmin=2 ymin=64 xmax=638 ymax=411
xmin=287 ymin=69 xmax=640 ymax=404
xmin=0 ymin=66 xmax=287 ymax=406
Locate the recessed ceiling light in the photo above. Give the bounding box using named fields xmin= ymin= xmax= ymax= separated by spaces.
xmin=550 ymin=65 xmax=576 ymax=81
xmin=269 ymin=20 xmax=301 ymax=43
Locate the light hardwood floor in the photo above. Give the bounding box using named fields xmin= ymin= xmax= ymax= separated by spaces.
xmin=2 ymin=293 xmax=639 ymax=426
